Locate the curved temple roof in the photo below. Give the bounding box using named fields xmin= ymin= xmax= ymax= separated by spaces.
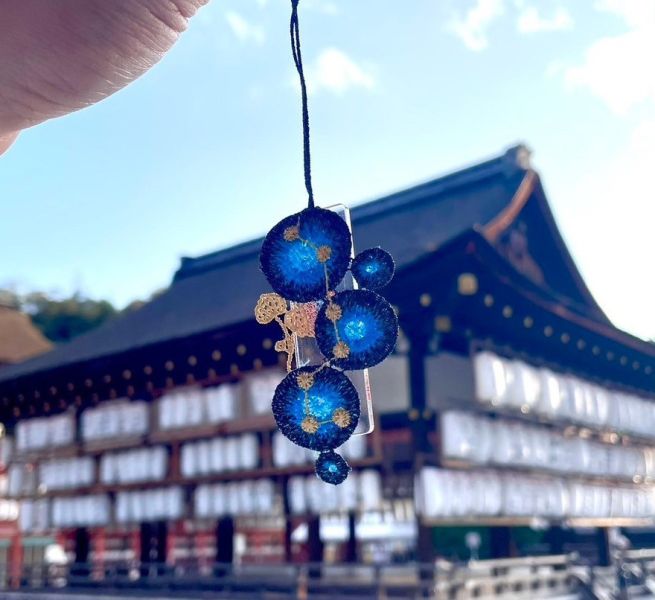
xmin=0 ymin=144 xmax=608 ymax=384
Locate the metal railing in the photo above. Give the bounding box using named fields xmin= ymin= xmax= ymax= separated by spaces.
xmin=0 ymin=554 xmax=595 ymax=599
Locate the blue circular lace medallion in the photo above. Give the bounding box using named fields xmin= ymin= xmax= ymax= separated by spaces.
xmin=315 ymin=289 xmax=398 ymax=370
xmin=260 ymin=207 xmax=352 ymax=302
xmin=272 ymin=366 xmax=360 ymax=451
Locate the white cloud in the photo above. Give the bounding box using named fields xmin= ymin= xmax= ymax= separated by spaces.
xmin=304 ymin=48 xmax=376 ymax=96
xmin=562 ymin=119 xmax=655 ymax=338
xmin=304 ymin=0 xmax=340 ymax=15
xmin=225 ymin=11 xmax=265 ymax=45
xmin=560 ymin=1 xmax=655 ymax=115
xmin=516 ymin=6 xmax=573 ymax=33
xmin=448 ymin=0 xmax=505 ymax=51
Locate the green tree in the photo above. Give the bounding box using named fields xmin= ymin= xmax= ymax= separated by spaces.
xmin=1 ymin=289 xmax=118 ymax=343
xmin=23 ymin=292 xmax=118 ymax=343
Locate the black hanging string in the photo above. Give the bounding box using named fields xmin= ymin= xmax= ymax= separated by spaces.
xmin=290 ymin=0 xmax=315 ymax=209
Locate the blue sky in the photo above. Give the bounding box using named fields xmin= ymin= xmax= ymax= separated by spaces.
xmin=1 ymin=0 xmax=654 ymax=338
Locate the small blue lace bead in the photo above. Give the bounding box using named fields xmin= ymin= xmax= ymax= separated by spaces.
xmin=315 ymin=450 xmax=351 ymax=485
xmin=351 ymin=247 xmax=395 ymax=290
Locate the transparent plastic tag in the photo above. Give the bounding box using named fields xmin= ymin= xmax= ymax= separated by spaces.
xmin=292 ymin=204 xmax=374 ymax=435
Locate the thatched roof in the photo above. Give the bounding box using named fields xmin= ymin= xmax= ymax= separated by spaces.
xmin=0 ymin=305 xmax=52 ymax=365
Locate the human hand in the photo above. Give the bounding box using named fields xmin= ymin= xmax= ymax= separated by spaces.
xmin=0 ymin=0 xmax=207 ymax=155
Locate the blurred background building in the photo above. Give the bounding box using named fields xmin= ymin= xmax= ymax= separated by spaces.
xmin=1 ymin=145 xmax=655 ymax=586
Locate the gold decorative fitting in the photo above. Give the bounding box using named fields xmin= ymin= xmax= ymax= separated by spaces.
xmin=523 ymin=316 xmax=533 ymax=328
xmin=592 ymin=346 xmax=600 ymax=355
xmin=620 ymin=356 xmax=628 ymax=365
xmin=212 ymin=350 xmax=222 ymax=361
xmin=577 ymin=340 xmax=586 ymax=350
xmin=434 ymin=316 xmax=452 ymax=333
xmin=283 ymin=225 xmax=300 ymax=242
xmin=255 ymin=293 xmax=287 ymax=324
xmin=561 ymin=333 xmax=570 ymax=344
xmin=325 ymin=303 xmax=342 ymax=323
xmin=253 ymin=358 xmax=263 ymax=370
xmin=332 ymin=408 xmax=351 ymax=429
xmin=165 ymin=361 xmax=175 ymax=371
xmin=419 ymin=293 xmax=432 ymax=307
xmin=316 ymin=245 xmax=332 ymax=263
xmin=333 ymin=341 xmax=350 ymax=359
xmin=144 ymin=365 xmax=153 ymax=375
xmin=230 ymin=363 xmax=240 ymax=375
xmin=285 ymin=304 xmax=317 ymax=337
xmin=544 ymin=326 xmax=553 ymax=337
xmin=237 ymin=344 xmax=247 ymax=356
xmin=502 ymin=306 xmax=513 ymax=318
xmin=123 ymin=370 xmax=132 ymax=380
xmin=483 ymin=294 xmax=494 ymax=307
xmin=297 ymin=372 xmax=315 ymax=390
xmin=301 ymin=415 xmax=320 ymax=434
xmin=188 ymin=355 xmax=198 ymax=366
xmin=457 ymin=273 xmax=478 ymax=295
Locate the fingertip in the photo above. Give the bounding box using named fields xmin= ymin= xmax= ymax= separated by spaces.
xmin=0 ymin=131 xmax=20 ymax=156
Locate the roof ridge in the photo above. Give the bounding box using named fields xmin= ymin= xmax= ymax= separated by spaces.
xmin=174 ymin=144 xmax=530 ymax=282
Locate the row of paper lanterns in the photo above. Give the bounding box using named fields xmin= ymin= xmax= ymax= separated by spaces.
xmin=81 ymin=401 xmax=149 ymax=442
xmin=416 ymin=467 xmax=655 ymax=520
xmin=39 ymin=456 xmax=95 ymax=491
xmin=15 ymin=414 xmax=74 ymax=453
xmin=10 ymin=369 xmax=285 ymax=455
xmin=194 ymin=480 xmax=277 ymax=517
xmin=20 ymin=495 xmax=111 ymax=531
xmin=180 ymin=435 xmax=259 ymax=477
xmin=157 ymin=386 xmax=238 ymax=431
xmin=18 ymin=469 xmax=387 ymax=533
xmin=272 ymin=431 xmax=367 ymax=468
xmin=288 ymin=470 xmax=383 ymax=515
xmin=442 ymin=411 xmax=652 ymax=481
xmin=100 ymin=446 xmax=168 ymax=485
xmin=474 ymin=352 xmax=655 ymax=436
xmin=10 ymin=430 xmax=369 ymax=496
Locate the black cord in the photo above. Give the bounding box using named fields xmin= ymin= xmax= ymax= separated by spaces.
xmin=290 ymin=0 xmax=315 ymax=209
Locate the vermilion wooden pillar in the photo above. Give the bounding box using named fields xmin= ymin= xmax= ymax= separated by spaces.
xmin=9 ymin=532 xmax=22 ymax=589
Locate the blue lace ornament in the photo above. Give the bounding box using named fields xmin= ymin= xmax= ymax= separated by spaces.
xmin=272 ymin=366 xmax=360 ymax=451
xmin=315 ymin=450 xmax=351 ymax=485
xmin=260 ymin=207 xmax=352 ymax=302
xmin=351 ymin=247 xmax=395 ymax=290
xmin=314 ymin=289 xmax=398 ymax=370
